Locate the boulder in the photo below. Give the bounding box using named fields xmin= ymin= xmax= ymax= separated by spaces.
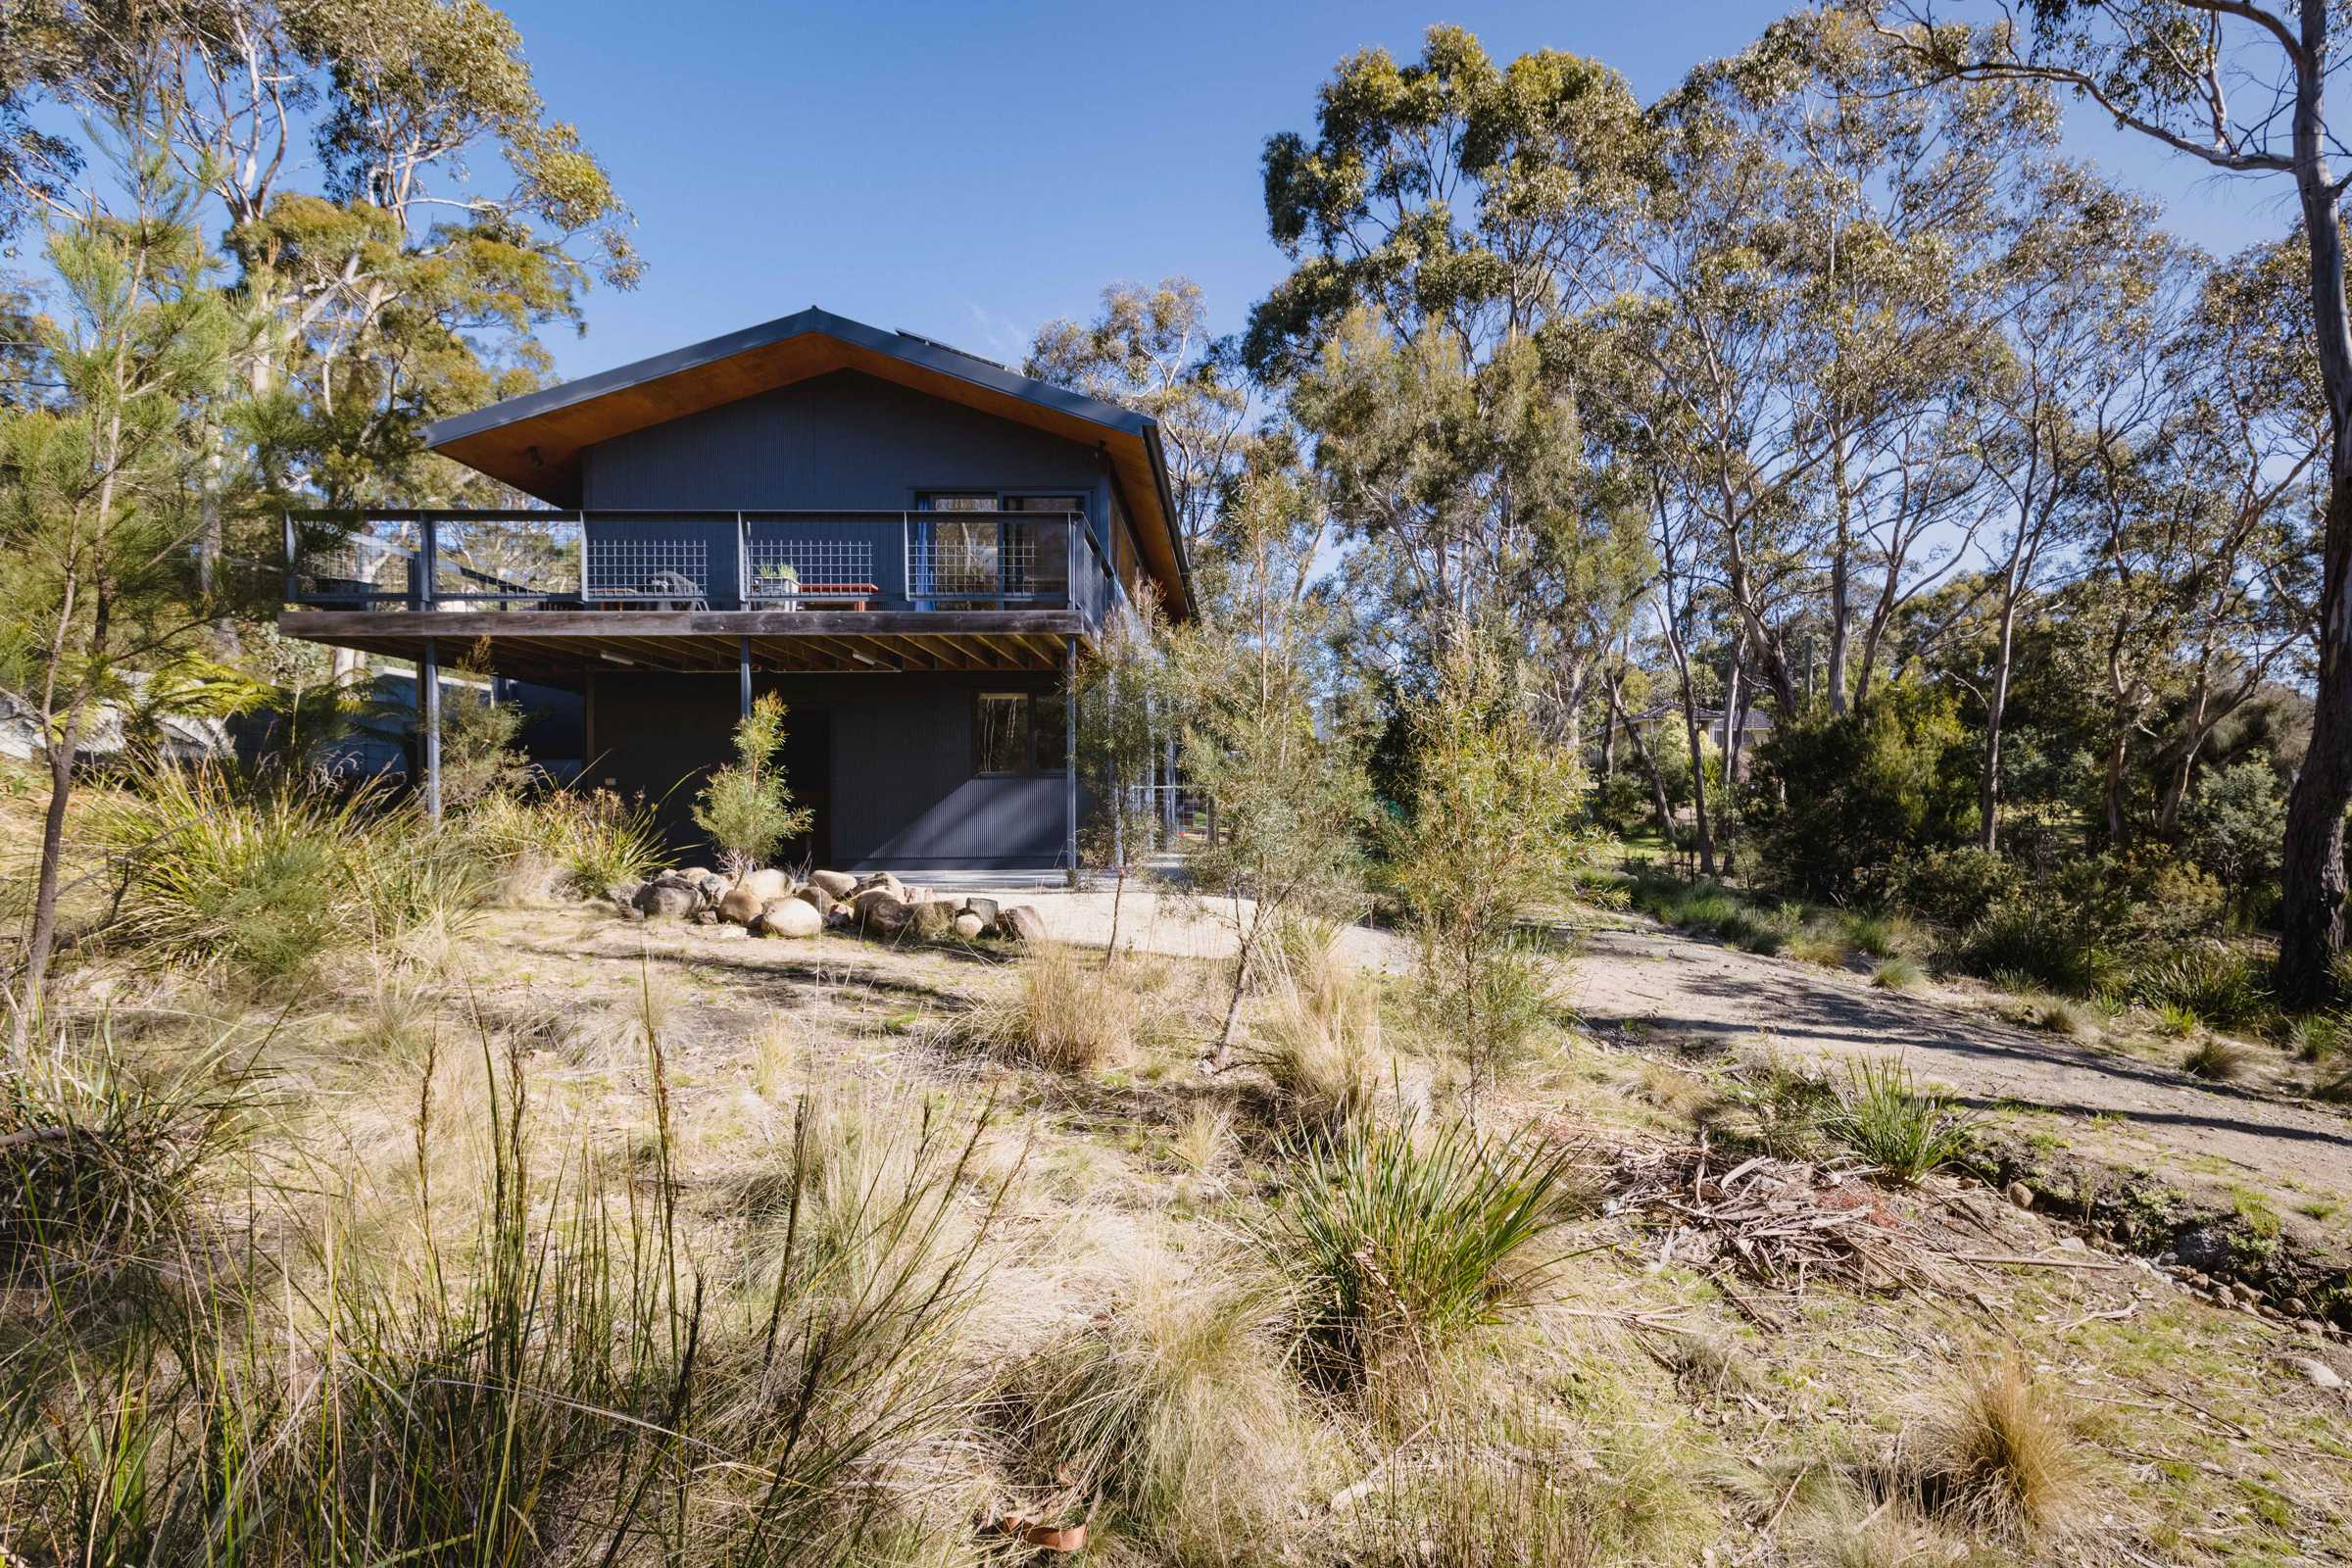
xmin=854 ymin=889 xmax=914 ymax=935
xmin=794 ymin=884 xmax=835 ymax=916
xmin=999 ymin=905 xmax=1049 ymax=943
xmin=758 ymin=897 xmax=823 ymax=939
xmin=953 ymin=911 xmax=985 ymax=941
xmin=633 ymin=881 xmax=698 ymax=920
xmin=856 ymin=872 xmax=907 ymax=903
xmin=960 ymin=897 xmax=1001 ymax=929
xmin=717 ymin=886 xmax=765 ymax=925
xmin=911 ymin=900 xmax=959 ymax=939
xmin=674 ymin=866 xmax=715 ymax=887
xmin=738 ymin=867 xmax=792 ymax=904
xmin=808 ymin=869 xmax=858 ymax=900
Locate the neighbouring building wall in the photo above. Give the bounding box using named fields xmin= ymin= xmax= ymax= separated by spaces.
xmin=586 ymin=669 xmax=1082 ymax=871
xmin=580 ymin=368 xmax=1108 ymax=533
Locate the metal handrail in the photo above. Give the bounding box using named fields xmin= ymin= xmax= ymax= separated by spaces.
xmin=283 ymin=507 xmax=1120 ymax=619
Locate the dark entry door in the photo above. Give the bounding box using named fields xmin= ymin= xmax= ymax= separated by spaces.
xmin=774 ymin=703 xmax=831 ymax=869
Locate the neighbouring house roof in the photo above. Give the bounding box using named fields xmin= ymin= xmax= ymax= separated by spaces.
xmin=419 ymin=306 xmax=1193 ymax=615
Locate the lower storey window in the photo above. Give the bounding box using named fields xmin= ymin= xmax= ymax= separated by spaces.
xmin=975 ymin=691 xmax=1066 ymax=774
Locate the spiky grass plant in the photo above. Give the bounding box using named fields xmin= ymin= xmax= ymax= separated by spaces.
xmin=1837 ymin=909 xmax=1913 ymax=960
xmin=2131 ymin=947 xmax=2274 ymax=1032
xmin=86 ymin=760 xmax=487 ymax=984
xmin=1821 ymin=1058 xmax=1978 ymax=1185
xmin=1787 ymin=928 xmax=1849 ymax=968
xmin=0 ymin=1026 xmax=244 ymax=1298
xmin=1871 ymin=956 xmax=1922 ymax=991
xmin=1265 ymin=1116 xmax=1587 ymax=1382
xmin=462 ymin=785 xmax=671 ymax=898
xmin=2182 ymin=1035 xmax=2253 ymax=1082
xmin=951 ymin=944 xmax=1138 ymax=1073
xmin=1911 ymin=1359 xmax=2089 ymax=1539
xmin=2153 ymin=1001 xmax=2202 ymax=1040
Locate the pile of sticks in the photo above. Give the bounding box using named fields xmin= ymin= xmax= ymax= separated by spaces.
xmin=1604 ymin=1140 xmax=1949 ymax=1302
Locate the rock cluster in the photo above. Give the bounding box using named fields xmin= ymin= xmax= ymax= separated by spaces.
xmin=612 ymin=866 xmax=1046 ymax=945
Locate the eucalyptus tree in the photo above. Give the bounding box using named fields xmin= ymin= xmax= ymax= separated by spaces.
xmin=1879 ymin=0 xmax=2352 ymax=1002
xmin=1249 ymin=27 xmax=1647 ymax=684
xmin=1720 ymin=13 xmax=2054 ymax=715
xmin=1025 ymin=278 xmax=1248 ymax=562
xmin=1962 ymin=166 xmax=2182 ymax=851
xmin=2152 ymin=241 xmax=2326 ymax=837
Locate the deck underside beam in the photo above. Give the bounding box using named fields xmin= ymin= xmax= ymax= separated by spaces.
xmin=277 ymin=610 xmax=1087 ymax=684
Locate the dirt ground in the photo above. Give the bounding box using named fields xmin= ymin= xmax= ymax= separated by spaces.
xmin=970 ymin=882 xmax=2352 ymax=1235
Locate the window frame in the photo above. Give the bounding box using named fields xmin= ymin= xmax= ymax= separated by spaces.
xmin=971 ymin=690 xmax=1065 ymax=777
xmin=972 ymin=690 xmax=1037 ymax=777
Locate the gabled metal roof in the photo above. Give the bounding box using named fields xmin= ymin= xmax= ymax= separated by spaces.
xmin=418 ymin=307 xmax=1193 ymax=617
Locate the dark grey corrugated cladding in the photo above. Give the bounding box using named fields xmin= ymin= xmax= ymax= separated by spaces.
xmin=418 ymin=306 xmax=1196 ymax=615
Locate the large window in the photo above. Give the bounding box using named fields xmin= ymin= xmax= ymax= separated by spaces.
xmin=974 ymin=691 xmax=1064 ymax=775
xmin=975 ymin=693 xmax=1033 ymax=775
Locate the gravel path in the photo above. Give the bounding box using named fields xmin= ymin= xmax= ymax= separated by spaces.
xmin=1567 ymin=919 xmax=2352 ymax=1203
xmin=974 ymin=880 xmax=2352 ymax=1208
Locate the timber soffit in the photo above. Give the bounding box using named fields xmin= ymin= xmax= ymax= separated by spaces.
xmin=416 ymin=306 xmax=1196 ymax=617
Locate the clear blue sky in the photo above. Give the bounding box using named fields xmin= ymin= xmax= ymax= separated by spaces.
xmin=457 ymin=1 xmax=2293 ymax=379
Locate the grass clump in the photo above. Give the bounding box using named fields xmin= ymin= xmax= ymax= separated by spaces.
xmin=2131 ymin=946 xmax=2274 ymax=1033
xmin=1250 ymin=928 xmax=1387 ymax=1136
xmin=1821 ymin=1058 xmax=1977 ymax=1184
xmin=953 ymin=944 xmax=1138 ymax=1072
xmin=1838 ymin=909 xmax=1912 ymax=960
xmin=1911 ymin=1359 xmax=2089 ymax=1539
xmin=1263 ymin=1115 xmax=1586 ymax=1382
xmin=996 ymin=1249 xmax=1314 ymax=1559
xmin=1871 ymin=956 xmax=1922 ymax=991
xmin=1787 ymin=928 xmax=1849 ymax=968
xmin=1943 ymin=901 xmax=2118 ymax=997
xmin=2182 ymin=1035 xmax=2253 ymax=1081
xmin=462 ymin=785 xmax=670 ymax=897
xmin=88 ymin=760 xmax=485 ymax=983
xmin=2153 ymin=1001 xmax=2202 ymax=1039
xmin=0 ymin=1030 xmax=243 ymax=1295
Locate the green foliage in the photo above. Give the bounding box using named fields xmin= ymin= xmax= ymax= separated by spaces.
xmin=0 ymin=1031 xmax=244 ymax=1292
xmin=461 ymin=786 xmax=670 ymax=895
xmin=1625 ymin=871 xmax=1792 ymax=955
xmin=1821 ymin=1058 xmax=1979 ymax=1184
xmin=2183 ymin=759 xmax=2287 ymax=922
xmin=1387 ymin=639 xmax=1594 ymax=1101
xmin=692 ymin=692 xmax=812 ymax=875
xmin=86 ymin=759 xmax=485 ymax=981
xmin=1872 ymin=845 xmax=2024 ymax=927
xmin=2131 ymin=947 xmax=2275 ymax=1032
xmin=1264 ymin=1115 xmax=1585 ymax=1381
xmin=1943 ymin=897 xmax=2121 ymax=997
xmin=436 ymin=667 xmax=531 ymax=811
xmin=1745 ymin=682 xmax=1978 ymax=900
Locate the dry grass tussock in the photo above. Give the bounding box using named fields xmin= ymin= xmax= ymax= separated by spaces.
xmin=948 ymin=943 xmax=1139 ymax=1072
xmin=1341 ymin=1343 xmax=1710 ymax=1568
xmin=1248 ymin=914 xmax=1393 ymax=1134
xmin=1905 ymin=1358 xmax=2090 ymax=1540
xmin=0 ymin=997 xmax=1023 ymax=1567
xmin=990 ymin=1239 xmax=1322 ymax=1561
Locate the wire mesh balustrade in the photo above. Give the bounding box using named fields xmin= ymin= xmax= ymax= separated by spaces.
xmin=286 ymin=509 xmax=1113 ymax=618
